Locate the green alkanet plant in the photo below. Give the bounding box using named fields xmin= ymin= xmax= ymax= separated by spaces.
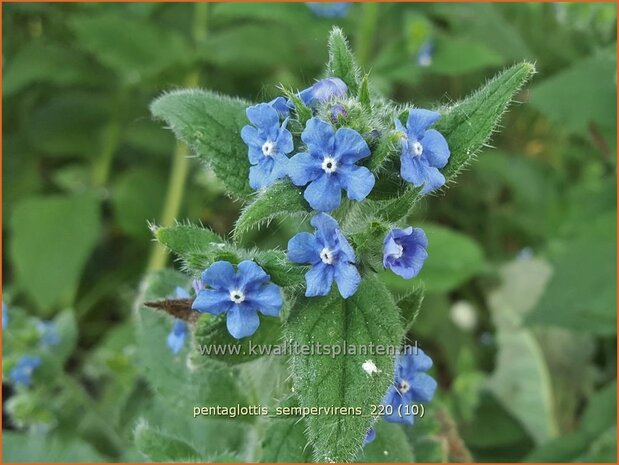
xmin=141 ymin=28 xmax=534 ymax=462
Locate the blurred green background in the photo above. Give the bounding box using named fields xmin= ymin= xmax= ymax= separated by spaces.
xmin=2 ymin=2 xmax=617 ymax=463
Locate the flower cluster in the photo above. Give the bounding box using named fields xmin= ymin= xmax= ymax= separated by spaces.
xmin=238 ymin=76 xmax=448 ymax=300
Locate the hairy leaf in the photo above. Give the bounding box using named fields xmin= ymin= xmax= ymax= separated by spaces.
xmin=326 ymin=27 xmax=361 ymax=94
xmin=234 ymin=181 xmax=311 ymax=240
xmin=194 ymin=314 xmax=282 ymax=365
xmin=286 ymin=275 xmax=405 ymax=462
xmin=151 ymin=89 xmax=253 ymax=199
xmin=261 ymin=418 xmax=312 ymax=462
xmin=357 ymin=422 xmax=414 ymax=462
xmin=155 ymin=222 xmax=224 ymax=257
xmin=134 ymin=421 xmax=201 ymax=462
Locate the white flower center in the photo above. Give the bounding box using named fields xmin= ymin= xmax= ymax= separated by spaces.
xmin=412 ymin=141 xmax=423 ymax=157
xmin=320 ymin=247 xmax=335 ymax=265
xmin=398 ymin=380 xmax=410 ymax=394
xmin=229 ymin=289 xmax=245 ymax=304
xmin=321 ymin=156 xmax=338 ymax=174
xmin=393 ymin=244 xmax=404 ymax=259
xmin=262 ymin=140 xmax=276 ymax=157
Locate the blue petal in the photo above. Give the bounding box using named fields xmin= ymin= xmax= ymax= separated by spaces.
xmin=226 ymin=305 xmax=260 ymax=339
xmin=406 ymin=109 xmax=440 ymax=140
xmin=301 ymin=118 xmax=335 ymax=155
xmin=288 ymin=232 xmax=321 ymax=264
xmin=388 ymin=247 xmax=428 ymax=279
xmin=421 ymin=129 xmax=450 ymax=168
xmin=400 ymin=155 xmax=445 ymax=194
xmin=394 ymin=117 xmax=407 ymax=135
xmin=398 ymin=348 xmax=433 ymax=375
xmin=334 ymin=262 xmax=360 ymax=298
xmin=334 ymin=127 xmax=370 ymax=164
xmin=192 ymin=289 xmax=233 ymax=315
xmin=174 ymin=287 xmax=190 ymax=299
xmin=383 ymin=235 xmax=401 ymax=267
xmin=400 ymin=227 xmax=428 ymax=250
xmin=275 ymin=126 xmax=294 ymax=155
xmin=249 ymin=283 xmax=283 ymax=317
xmin=311 ymin=77 xmax=348 ymax=103
xmin=249 ymin=159 xmax=278 ymax=190
xmin=363 ymin=427 xmax=376 ymax=446
xmin=305 ymin=262 xmax=334 ymax=297
xmin=271 ymin=153 xmax=290 ymax=180
xmin=288 ymin=152 xmax=322 ymax=186
xmin=310 ymin=212 xmax=339 ymax=232
xmin=382 ymin=386 xmax=414 ymax=425
xmin=409 ymin=372 xmax=438 ymax=402
xmin=304 ymin=173 xmax=341 ymax=212
xmin=202 ymin=261 xmax=236 ymax=290
xmin=246 ymin=103 xmax=279 ymax=130
xmin=338 ymin=165 xmax=375 ymax=201
xmin=269 ymin=96 xmax=291 ymax=117
xmin=237 ymin=261 xmax=270 ymax=292
xmin=241 ymin=125 xmax=264 ymax=151
xmin=335 ymin=230 xmax=356 ymax=263
xmin=167 ymin=326 xmax=186 ymax=354
xmin=247 ymin=145 xmax=264 ymax=166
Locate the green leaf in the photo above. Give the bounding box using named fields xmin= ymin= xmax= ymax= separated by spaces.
xmin=53 ymin=310 xmax=78 ymax=364
xmin=70 ymin=13 xmax=192 ymax=83
xmin=358 ymin=74 xmax=372 ymax=110
xmin=396 ymin=285 xmax=424 ymax=332
xmin=3 ymin=42 xmax=97 ymax=96
xmin=155 ymin=223 xmax=224 ymax=257
xmin=9 ymin=195 xmax=101 ymax=314
xmin=194 ymin=314 xmax=282 ymax=365
xmin=234 ymin=181 xmax=311 ymax=239
xmin=326 ymin=27 xmax=361 ymax=94
xmin=357 ymin=422 xmax=414 ymax=462
xmin=380 ymin=224 xmax=485 ymax=294
xmin=487 ymin=259 xmax=558 ymax=444
xmin=430 ymin=35 xmax=504 ymax=75
xmin=438 ymin=61 xmax=535 ymax=179
xmin=112 ymin=168 xmax=167 ymax=238
xmin=530 ymin=48 xmax=616 ymax=135
xmin=286 ymin=275 xmax=405 ymax=462
xmin=134 ymin=420 xmax=201 ymax=462
xmin=261 ymin=418 xmax=312 ymax=462
xmin=526 ymin=239 xmax=616 ymax=335
xmin=151 ymin=89 xmax=253 ymax=199
xmin=27 ymin=91 xmax=109 ymax=157
xmin=2 ymin=431 xmax=105 ymax=463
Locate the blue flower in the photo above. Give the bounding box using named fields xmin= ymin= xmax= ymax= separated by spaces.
xmin=166 ymin=286 xmax=191 ymax=354
xmin=241 ymin=103 xmax=294 ymax=190
xmin=167 ymin=320 xmax=188 ymax=354
xmin=10 ymin=355 xmax=42 ymax=388
xmin=36 ymin=321 xmax=60 ymax=347
xmin=298 ymin=77 xmax=348 ymax=108
xmin=2 ymin=302 xmax=7 ymax=329
xmin=363 ymin=427 xmax=376 ymax=446
xmin=288 ymin=118 xmax=375 ymax=212
xmin=268 ymin=96 xmax=292 ymax=118
xmin=287 ymin=213 xmax=360 ymax=298
xmin=417 ymin=40 xmax=433 ymax=67
xmin=306 ymin=2 xmax=351 ymax=18
xmin=396 ymin=109 xmax=450 ymax=194
xmin=174 ymin=286 xmax=190 ymax=299
xmin=192 ymin=261 xmax=283 ymax=339
xmin=383 ymin=348 xmax=437 ymax=425
xmin=383 ymin=227 xmax=428 ymax=279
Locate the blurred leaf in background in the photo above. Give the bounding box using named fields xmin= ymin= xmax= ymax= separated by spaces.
xmin=2 ymin=2 xmax=616 ymax=463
